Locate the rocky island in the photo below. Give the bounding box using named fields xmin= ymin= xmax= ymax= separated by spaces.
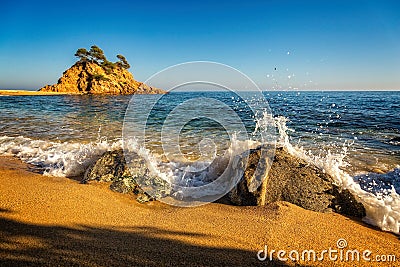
xmin=39 ymin=45 xmax=165 ymax=95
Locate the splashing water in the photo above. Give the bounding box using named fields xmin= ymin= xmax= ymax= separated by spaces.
xmin=0 ymin=114 xmax=399 ymax=233
xmin=0 ymin=136 xmax=122 ymax=177
xmin=274 ymin=116 xmax=400 ymax=234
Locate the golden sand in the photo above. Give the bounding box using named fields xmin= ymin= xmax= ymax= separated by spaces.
xmin=0 ymin=156 xmax=398 ymax=266
xmin=0 ymin=90 xmax=78 ymax=96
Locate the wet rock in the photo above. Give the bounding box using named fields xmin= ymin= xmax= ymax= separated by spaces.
xmin=83 ymin=150 xmax=128 ymax=183
xmin=83 ymin=149 xmax=170 ymax=202
xmin=84 ymin=147 xmax=366 ymax=217
xmin=228 ymin=147 xmax=270 ymax=206
xmin=109 ymin=178 xmax=137 ymax=194
xmin=227 ymin=146 xmax=366 ymax=218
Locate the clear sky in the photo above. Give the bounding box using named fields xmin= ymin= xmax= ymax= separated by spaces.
xmin=1 ymin=0 xmax=399 ymax=90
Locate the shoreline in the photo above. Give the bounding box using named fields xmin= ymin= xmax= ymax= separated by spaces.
xmin=0 ymin=89 xmax=166 ymax=96
xmin=0 ymin=156 xmax=398 ymax=266
xmin=0 ymin=90 xmax=78 ymax=96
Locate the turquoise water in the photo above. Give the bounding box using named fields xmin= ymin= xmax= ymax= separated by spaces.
xmin=268 ymin=91 xmax=400 ymax=174
xmin=0 ymin=90 xmax=399 ymax=233
xmin=0 ymin=91 xmax=398 ymax=172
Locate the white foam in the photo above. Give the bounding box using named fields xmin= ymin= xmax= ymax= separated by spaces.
xmin=274 ymin=116 xmax=400 ymax=234
xmin=1 ymin=115 xmax=399 ymax=234
xmin=0 ymin=136 xmax=122 ymax=177
xmin=153 ymin=133 xmax=261 ymax=197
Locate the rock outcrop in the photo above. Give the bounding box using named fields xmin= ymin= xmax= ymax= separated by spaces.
xmin=83 ymin=150 xmax=129 ymax=183
xmin=226 ymin=146 xmax=366 ymax=218
xmin=39 ymin=61 xmax=165 ymax=95
xmin=82 ymin=149 xmax=170 ymax=203
xmin=82 ymin=147 xmax=366 ymax=217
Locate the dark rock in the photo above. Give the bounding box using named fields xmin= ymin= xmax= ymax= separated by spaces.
xmin=123 ymin=151 xmax=171 ymax=199
xmin=83 ymin=149 xmax=170 ymax=202
xmin=84 ymin=147 xmax=366 ymax=217
xmin=109 ymin=179 xmax=136 ymax=194
xmin=226 ymin=146 xmax=366 ymax=218
xmin=330 ymin=187 xmax=366 ymax=218
xmin=83 ymin=150 xmax=128 ymax=183
xmin=228 ymin=147 xmax=270 ymax=206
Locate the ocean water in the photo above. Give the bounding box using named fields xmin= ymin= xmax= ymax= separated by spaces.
xmin=0 ymin=91 xmax=399 ymax=233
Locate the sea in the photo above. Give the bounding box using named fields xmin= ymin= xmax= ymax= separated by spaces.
xmin=0 ymin=91 xmax=399 ymax=234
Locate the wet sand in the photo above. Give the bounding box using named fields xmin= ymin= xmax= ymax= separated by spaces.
xmin=0 ymin=156 xmax=398 ymax=266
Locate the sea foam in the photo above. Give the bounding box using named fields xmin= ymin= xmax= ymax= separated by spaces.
xmin=274 ymin=116 xmax=400 ymax=234
xmin=0 ymin=135 xmax=122 ymax=177
xmin=0 ymin=116 xmax=399 ymax=234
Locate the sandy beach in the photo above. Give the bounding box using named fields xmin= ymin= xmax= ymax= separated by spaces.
xmin=0 ymin=156 xmax=398 ymax=266
xmin=0 ymin=90 xmax=77 ymax=96
xmin=2 ymin=1 xmax=399 ymax=266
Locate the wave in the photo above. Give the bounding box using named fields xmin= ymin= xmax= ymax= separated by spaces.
xmin=385 ymin=137 xmax=400 ymax=146
xmin=356 ymin=168 xmax=400 ymax=197
xmin=0 ymin=116 xmax=399 ymax=234
xmin=275 ymin=116 xmax=400 ymax=235
xmin=0 ymin=136 xmax=122 ymax=177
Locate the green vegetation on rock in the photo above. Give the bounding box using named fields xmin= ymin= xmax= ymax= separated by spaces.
xmin=39 ymin=45 xmax=166 ymax=94
xmin=75 ymin=45 xmax=131 ymax=71
xmin=91 ymin=73 xmax=110 ymax=82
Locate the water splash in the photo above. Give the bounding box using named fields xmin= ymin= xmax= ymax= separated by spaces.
xmin=0 ymin=135 xmax=122 ymax=177
xmin=0 ymin=115 xmax=399 ymax=233
xmin=274 ymin=116 xmax=400 ymax=234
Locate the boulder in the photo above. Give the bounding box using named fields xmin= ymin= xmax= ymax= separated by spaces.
xmin=82 ymin=149 xmax=170 ymax=202
xmin=83 ymin=147 xmax=366 ymax=217
xmin=226 ymin=146 xmax=366 ymax=218
xmin=83 ymin=150 xmax=128 ymax=183
xmin=228 ymin=147 xmax=269 ymax=206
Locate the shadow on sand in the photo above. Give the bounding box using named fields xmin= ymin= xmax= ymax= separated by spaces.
xmin=0 ymin=209 xmax=290 ymax=267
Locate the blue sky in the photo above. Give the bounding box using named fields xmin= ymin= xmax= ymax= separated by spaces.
xmin=0 ymin=0 xmax=399 ymax=90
